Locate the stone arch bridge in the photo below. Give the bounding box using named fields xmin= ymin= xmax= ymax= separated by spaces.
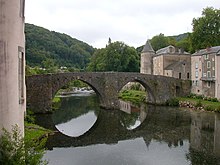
xmin=26 ymin=72 xmax=191 ymax=113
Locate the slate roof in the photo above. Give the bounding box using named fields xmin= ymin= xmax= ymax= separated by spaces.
xmin=141 ymin=40 xmax=154 ymax=53
xmin=156 ymin=45 xmax=190 ymax=55
xmin=193 ymin=46 xmax=220 ymax=56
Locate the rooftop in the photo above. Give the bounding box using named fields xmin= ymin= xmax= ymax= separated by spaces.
xmin=192 ymin=46 xmax=220 ymax=56
xmin=156 ymin=45 xmax=190 ymax=55
xmin=141 ymin=40 xmax=154 ymax=53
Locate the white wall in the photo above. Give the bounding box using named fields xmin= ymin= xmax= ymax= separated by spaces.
xmin=0 ymin=0 xmax=26 ymax=135
xmin=216 ymin=55 xmax=220 ymax=99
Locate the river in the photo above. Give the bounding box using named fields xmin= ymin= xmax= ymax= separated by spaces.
xmin=35 ymin=93 xmax=220 ymax=165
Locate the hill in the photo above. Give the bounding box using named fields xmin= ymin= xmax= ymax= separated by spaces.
xmin=25 ymin=23 xmax=95 ymax=70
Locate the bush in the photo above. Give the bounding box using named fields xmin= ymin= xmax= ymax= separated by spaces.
xmin=166 ymin=98 xmax=179 ymax=106
xmin=25 ymin=109 xmax=35 ymax=124
xmin=195 ymin=100 xmax=203 ymax=107
xmin=204 ymin=106 xmax=214 ymax=111
xmin=216 ymin=106 xmax=220 ymax=112
xmin=0 ymin=125 xmax=48 ymax=165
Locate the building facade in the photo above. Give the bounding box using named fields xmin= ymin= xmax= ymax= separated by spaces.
xmin=140 ymin=41 xmax=191 ymax=80
xmin=153 ymin=45 xmax=191 ymax=80
xmin=0 ymin=0 xmax=26 ymax=135
xmin=191 ymin=46 xmax=220 ymax=99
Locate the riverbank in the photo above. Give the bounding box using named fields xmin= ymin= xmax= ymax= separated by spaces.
xmin=119 ymin=90 xmax=220 ymax=113
xmin=119 ymin=90 xmax=146 ymax=105
xmin=178 ymin=97 xmax=220 ymax=113
xmin=25 ymin=122 xmax=53 ymax=141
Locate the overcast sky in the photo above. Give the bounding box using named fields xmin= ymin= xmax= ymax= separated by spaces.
xmin=25 ymin=0 xmax=220 ymax=48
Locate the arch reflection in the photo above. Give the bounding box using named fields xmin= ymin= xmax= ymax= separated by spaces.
xmin=52 ymin=92 xmax=100 ymax=137
xmin=119 ymin=100 xmax=148 ymax=130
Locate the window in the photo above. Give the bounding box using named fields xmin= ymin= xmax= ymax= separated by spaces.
xmin=187 ymin=72 xmax=190 ymax=79
xmin=179 ymin=72 xmax=181 ymax=79
xmin=195 ymin=80 xmax=198 ymax=86
xmin=204 ymin=54 xmax=209 ymax=60
xmin=18 ymin=46 xmax=24 ymax=104
xmin=207 ymin=82 xmax=211 ymax=88
xmin=207 ymin=71 xmax=211 ymax=78
xmin=207 ymin=61 xmax=211 ymax=68
xmin=195 ymin=62 xmax=198 ymax=69
xmin=195 ymin=71 xmax=198 ymax=78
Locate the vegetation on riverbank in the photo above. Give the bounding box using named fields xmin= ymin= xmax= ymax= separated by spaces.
xmin=0 ymin=123 xmax=50 ymax=165
xmin=119 ymin=90 xmax=146 ymax=105
xmin=0 ymin=108 xmax=53 ymax=164
xmin=119 ymin=89 xmax=220 ymax=113
xmin=178 ymin=97 xmax=220 ymax=113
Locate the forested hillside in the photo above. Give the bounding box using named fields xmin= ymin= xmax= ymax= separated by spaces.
xmin=25 ymin=23 xmax=94 ymax=70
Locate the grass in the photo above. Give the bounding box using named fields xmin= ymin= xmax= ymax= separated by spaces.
xmin=119 ymin=90 xmax=146 ymax=105
xmin=178 ymin=97 xmax=220 ymax=112
xmin=25 ymin=122 xmax=52 ymax=141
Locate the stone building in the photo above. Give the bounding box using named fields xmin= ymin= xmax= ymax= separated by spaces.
xmin=191 ymin=46 xmax=220 ymax=99
xmin=140 ymin=40 xmax=155 ymax=74
xmin=0 ymin=0 xmax=26 ymax=135
xmin=153 ymin=45 xmax=191 ymax=80
xmin=141 ymin=41 xmax=191 ymax=80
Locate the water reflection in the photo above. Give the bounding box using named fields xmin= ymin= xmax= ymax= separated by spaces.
xmin=52 ymin=94 xmax=100 ymax=137
xmin=119 ymin=100 xmax=147 ymax=130
xmin=34 ymin=95 xmax=220 ymax=165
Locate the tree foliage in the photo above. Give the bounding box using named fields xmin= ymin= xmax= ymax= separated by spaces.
xmin=191 ymin=7 xmax=220 ymax=51
xmin=136 ymin=33 xmax=190 ymax=53
xmin=0 ymin=125 xmax=47 ymax=165
xmin=87 ymin=41 xmax=139 ymax=72
xmin=25 ymin=23 xmax=94 ymax=70
xmin=150 ymin=33 xmax=169 ymax=51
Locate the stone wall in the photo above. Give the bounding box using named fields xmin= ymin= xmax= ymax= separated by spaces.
xmin=26 ymin=72 xmax=191 ymax=113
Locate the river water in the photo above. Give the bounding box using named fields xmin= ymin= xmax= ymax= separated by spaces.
xmin=35 ymin=93 xmax=220 ymax=165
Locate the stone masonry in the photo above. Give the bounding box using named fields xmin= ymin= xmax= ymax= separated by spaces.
xmin=26 ymin=72 xmax=191 ymax=113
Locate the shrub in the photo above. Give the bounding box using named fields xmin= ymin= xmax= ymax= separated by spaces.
xmin=25 ymin=109 xmax=35 ymax=124
xmin=166 ymin=98 xmax=179 ymax=106
xmin=195 ymin=100 xmax=202 ymax=107
xmin=0 ymin=125 xmax=48 ymax=165
xmin=204 ymin=106 xmax=214 ymax=111
xmin=216 ymin=106 xmax=220 ymax=112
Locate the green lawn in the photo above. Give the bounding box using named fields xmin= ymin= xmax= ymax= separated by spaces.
xmin=25 ymin=122 xmax=52 ymax=141
xmin=178 ymin=97 xmax=220 ymax=112
xmin=119 ymin=90 xmax=146 ymax=105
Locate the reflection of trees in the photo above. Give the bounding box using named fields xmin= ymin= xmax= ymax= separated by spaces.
xmin=46 ymin=105 xmax=192 ymax=149
xmin=186 ymin=148 xmax=220 ymax=165
xmin=52 ymin=95 xmax=100 ymax=125
xmin=119 ymin=109 xmax=140 ymax=130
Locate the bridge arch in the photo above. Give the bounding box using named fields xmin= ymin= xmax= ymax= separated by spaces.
xmin=52 ymin=78 xmax=103 ymax=104
xmin=118 ymin=78 xmax=156 ymax=104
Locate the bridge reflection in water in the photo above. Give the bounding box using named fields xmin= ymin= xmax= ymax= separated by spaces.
xmin=35 ymin=95 xmax=220 ymax=164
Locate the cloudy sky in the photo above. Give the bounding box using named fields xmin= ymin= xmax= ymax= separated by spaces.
xmin=25 ymin=0 xmax=220 ymax=48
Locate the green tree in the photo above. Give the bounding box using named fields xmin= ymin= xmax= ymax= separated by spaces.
xmin=88 ymin=41 xmax=139 ymax=72
xmin=150 ymin=33 xmax=169 ymax=51
xmin=176 ymin=34 xmax=191 ymax=52
xmin=191 ymin=7 xmax=220 ymax=52
xmin=87 ymin=41 xmax=139 ymax=72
